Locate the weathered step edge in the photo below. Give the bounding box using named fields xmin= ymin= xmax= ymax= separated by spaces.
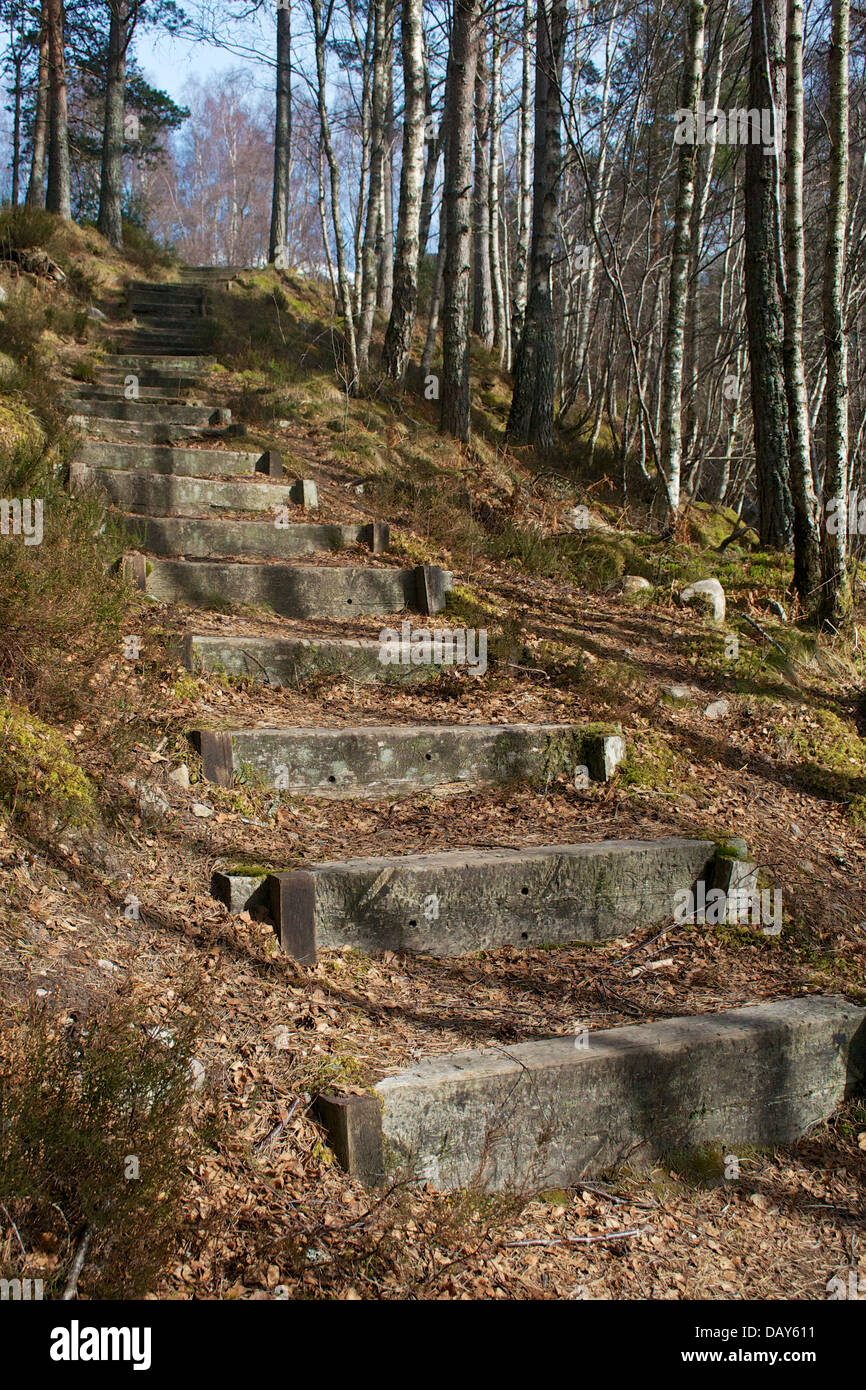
xmin=264 ymin=833 xmax=723 ymax=962
xmin=188 ymin=721 xmax=611 ymax=795
xmin=183 ymin=631 xmax=475 ymax=686
xmin=316 ymin=996 xmax=866 ymax=1192
xmin=72 ymin=444 xmax=284 ymax=478
xmin=121 ymin=515 xmax=389 ymax=560
xmin=121 ymin=556 xmax=451 ymax=620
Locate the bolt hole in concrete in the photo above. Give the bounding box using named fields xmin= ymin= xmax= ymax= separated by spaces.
xmin=409 ymin=919 xmax=417 ymax=927
xmin=328 ymin=775 xmax=336 ymax=783
xmin=346 ymin=598 xmax=353 ymax=604
xmin=521 ymin=885 xmax=529 ymax=895
xmin=521 ymin=931 xmax=528 ymax=939
xmin=425 ymin=752 xmax=433 ymax=761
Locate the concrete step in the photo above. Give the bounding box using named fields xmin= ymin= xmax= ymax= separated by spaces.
xmin=190 ymin=721 xmax=601 ymax=796
xmin=73 ymin=441 xmax=278 ymax=477
xmin=76 ymin=385 xmax=207 ymax=402
xmin=66 ymin=398 xmax=230 ymax=426
xmin=266 ymin=833 xmax=684 ymax=962
xmin=114 ymin=331 xmax=213 ymax=347
xmin=103 ymin=355 xmax=215 ymax=372
xmin=95 ymin=370 xmax=207 ymax=389
xmin=177 ymin=265 xmax=245 ymax=277
xmin=128 ymin=315 xmax=211 ymax=333
xmin=70 ymin=418 xmax=231 ymax=444
xmin=86 ymin=468 xmax=299 ymax=515
xmin=128 ymin=280 xmax=207 ymax=299
xmin=128 ymin=298 xmax=203 ymax=317
xmin=316 ymin=996 xmax=866 ymax=1190
xmin=121 ymin=515 xmax=387 ymax=560
xmin=183 ymin=632 xmax=453 ymax=685
xmin=125 ymin=557 xmax=450 ymax=619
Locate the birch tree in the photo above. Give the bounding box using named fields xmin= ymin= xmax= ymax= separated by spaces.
xmin=821 ymin=0 xmax=851 ymax=621
xmin=440 ymin=0 xmax=481 ymax=441
xmin=658 ymin=0 xmax=705 ymax=525
xmin=783 ymin=0 xmax=821 ymax=610
xmin=382 ymin=0 xmax=426 ymax=379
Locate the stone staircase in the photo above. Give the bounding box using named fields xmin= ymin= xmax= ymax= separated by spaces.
xmin=66 ymin=274 xmax=866 ymax=1194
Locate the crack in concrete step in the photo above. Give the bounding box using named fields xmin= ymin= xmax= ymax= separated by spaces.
xmin=316 ymin=997 xmax=866 ymax=1191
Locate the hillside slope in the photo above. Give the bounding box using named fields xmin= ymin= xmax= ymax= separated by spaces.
xmin=0 ymin=219 xmax=864 ymax=1301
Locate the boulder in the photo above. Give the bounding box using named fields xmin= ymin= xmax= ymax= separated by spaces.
xmin=680 ymin=577 xmax=726 ymax=624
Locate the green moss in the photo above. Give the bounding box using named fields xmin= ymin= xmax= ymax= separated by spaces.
xmin=0 ymin=699 xmax=96 ymax=826
xmin=620 ymin=728 xmax=697 ymax=795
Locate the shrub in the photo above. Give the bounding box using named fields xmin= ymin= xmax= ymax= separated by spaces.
xmin=0 ymin=996 xmax=200 ymax=1298
xmin=0 ymin=430 xmax=130 ymax=714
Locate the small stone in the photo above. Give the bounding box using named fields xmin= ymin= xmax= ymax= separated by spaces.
xmin=97 ymin=958 xmax=119 ymax=972
xmin=662 ymin=684 xmax=694 ymax=703
xmin=704 ymin=699 xmax=730 ymax=720
xmin=0 ymin=285 xmax=7 ymax=304
xmin=133 ymin=780 xmax=169 ymax=818
xmin=189 ymin=1059 xmax=206 ymax=1092
xmin=86 ymin=305 xmax=107 ymax=321
xmin=169 ymin=763 xmax=190 ymax=790
xmin=191 ymin=802 xmax=214 ymax=818
xmin=680 ymin=577 xmax=726 ymax=624
xmin=621 ymin=575 xmax=652 ymax=594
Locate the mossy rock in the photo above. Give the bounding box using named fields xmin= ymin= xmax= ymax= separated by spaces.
xmin=0 ymin=699 xmax=96 ymax=827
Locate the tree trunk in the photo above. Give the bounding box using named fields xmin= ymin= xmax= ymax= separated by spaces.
xmin=98 ymin=0 xmax=129 ymax=248
xmin=382 ymin=0 xmax=426 ymax=380
xmin=658 ymin=0 xmax=705 ymax=524
xmin=506 ymin=0 xmax=567 ymax=455
xmin=26 ymin=10 xmax=50 ymax=209
xmin=472 ymin=40 xmax=494 ymax=347
xmin=417 ymin=38 xmax=439 ymax=259
xmin=820 ymin=0 xmax=851 ymax=621
xmin=440 ymin=0 xmax=481 ymax=441
xmin=783 ymin=0 xmax=821 ymax=610
xmin=357 ymin=0 xmax=387 ymax=369
xmin=378 ymin=37 xmax=396 ymax=313
xmin=311 ymin=0 xmax=360 ymax=392
xmin=510 ymin=0 xmax=533 ymax=345
xmin=743 ymin=0 xmax=793 ymax=548
xmin=488 ymin=0 xmax=508 ymax=363
xmin=268 ymin=3 xmax=292 ymax=265
xmin=45 ymin=0 xmax=71 ymax=220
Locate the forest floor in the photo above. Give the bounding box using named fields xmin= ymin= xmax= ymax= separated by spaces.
xmin=0 ymin=218 xmax=864 ymax=1300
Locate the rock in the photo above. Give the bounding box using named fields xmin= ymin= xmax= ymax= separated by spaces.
xmin=680 ymin=577 xmax=726 ymax=624
xmin=621 ymin=575 xmax=652 ymax=594
xmin=169 ymin=763 xmax=190 ymax=790
xmin=704 ymin=699 xmax=730 ymax=720
xmin=662 ymin=684 xmax=695 ymax=703
xmin=0 ymin=285 xmax=7 ymax=304
xmin=191 ymin=802 xmax=214 ymax=818
xmin=86 ymin=305 xmax=107 ymax=321
xmin=131 ymin=779 xmax=169 ymax=819
xmin=97 ymin=958 xmax=120 ymax=973
xmin=188 ymin=1059 xmax=206 ymax=1092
